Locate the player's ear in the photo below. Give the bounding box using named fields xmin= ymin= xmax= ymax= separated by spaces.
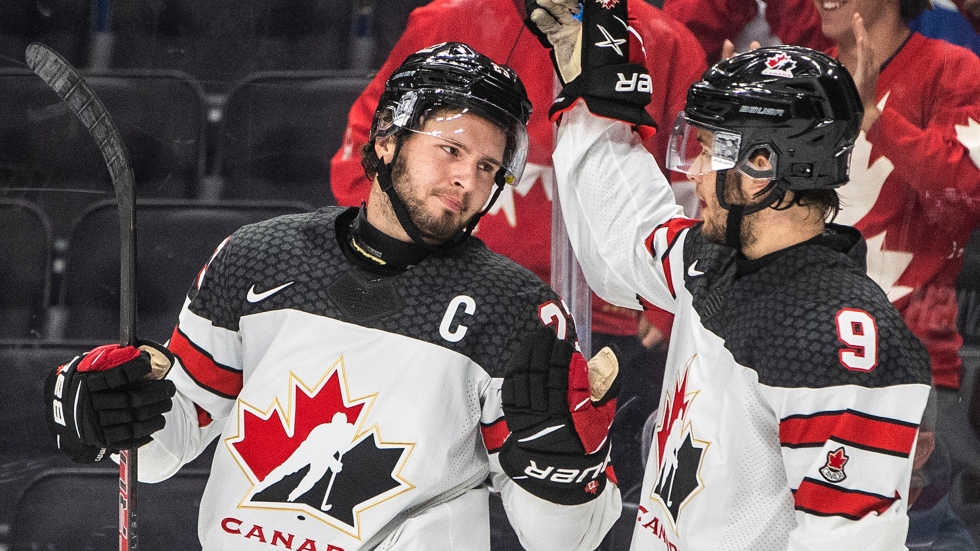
xmin=743 ymin=151 xmax=774 ymax=196
xmin=374 ymin=136 xmax=397 ymax=164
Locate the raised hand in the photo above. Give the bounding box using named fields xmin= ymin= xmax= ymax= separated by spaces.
xmin=851 ymin=13 xmax=881 ymax=131
xmin=526 ymin=0 xmax=583 ymax=84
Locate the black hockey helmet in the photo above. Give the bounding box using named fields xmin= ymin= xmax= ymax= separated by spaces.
xmin=365 ymin=42 xmax=532 ymax=248
xmin=370 ymin=41 xmax=532 ymax=186
xmin=667 ymin=45 xmax=863 ymax=196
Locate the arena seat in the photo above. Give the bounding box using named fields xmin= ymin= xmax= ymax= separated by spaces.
xmin=109 ymin=0 xmax=354 ymax=93
xmin=0 ymin=339 xmax=104 ymax=541
xmin=212 ymin=70 xmax=371 ymax=208
xmin=0 ymin=68 xmax=208 ymax=241
xmin=9 ymin=467 xmax=209 ymax=551
xmin=57 ymin=198 xmax=312 ymax=341
xmin=937 ymin=344 xmax=980 ymax=547
xmin=0 ymin=0 xmax=91 ymax=68
xmin=0 ymin=199 xmax=51 ymax=338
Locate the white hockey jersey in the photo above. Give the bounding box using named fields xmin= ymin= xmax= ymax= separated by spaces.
xmin=553 ymin=104 xmax=931 ymax=551
xmin=138 ymin=206 xmax=621 ymax=550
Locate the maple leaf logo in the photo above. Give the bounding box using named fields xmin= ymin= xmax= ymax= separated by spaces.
xmin=655 ymin=367 xmax=693 ymax=465
xmin=651 ymin=356 xmax=708 ymax=530
xmin=955 ymin=116 xmax=980 ymax=169
xmin=819 ymin=447 xmax=849 ymax=483
xmin=761 ymin=53 xmax=796 ymax=78
xmin=481 ymin=162 xmax=552 ymax=229
xmin=598 ymin=0 xmax=619 ymax=8
xmin=226 ymin=358 xmax=414 ymax=538
xmin=585 ymin=480 xmax=600 ymax=495
xmin=766 ymin=53 xmax=789 ymax=68
xmin=836 ymin=92 xmax=914 ymax=302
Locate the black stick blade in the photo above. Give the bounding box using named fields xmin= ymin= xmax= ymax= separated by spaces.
xmin=25 ymin=42 xmax=134 ymax=199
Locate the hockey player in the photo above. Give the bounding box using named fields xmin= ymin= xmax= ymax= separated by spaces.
xmin=526 ymin=0 xmax=933 ymax=549
xmin=42 ymin=42 xmax=622 ymax=550
xmin=330 ymin=1 xmax=708 ymax=501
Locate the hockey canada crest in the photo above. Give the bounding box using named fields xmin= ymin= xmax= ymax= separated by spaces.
xmin=819 ymin=446 xmax=849 ymax=483
xmin=761 ymin=52 xmax=797 ymax=78
xmin=651 ymin=357 xmax=708 ymax=530
xmin=226 ymin=359 xmax=415 ymax=539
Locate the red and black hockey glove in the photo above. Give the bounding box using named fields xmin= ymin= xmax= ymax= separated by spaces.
xmin=499 ymin=326 xmax=620 ymax=505
xmin=43 ymin=342 xmax=176 ymax=463
xmin=526 ymin=0 xmax=656 ymax=135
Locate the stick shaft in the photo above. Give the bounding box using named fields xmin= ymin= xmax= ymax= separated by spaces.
xmin=25 ymin=42 xmax=139 ymax=551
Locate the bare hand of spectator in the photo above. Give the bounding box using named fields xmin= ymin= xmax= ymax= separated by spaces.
xmin=637 ymin=315 xmax=665 ymax=349
xmin=851 ymin=13 xmax=881 ymax=131
xmin=720 ymin=39 xmax=761 ymax=60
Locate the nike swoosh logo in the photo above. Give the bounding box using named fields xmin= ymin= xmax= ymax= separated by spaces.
xmin=688 ymin=261 xmax=705 ymax=277
xmin=246 ymin=282 xmax=294 ymax=303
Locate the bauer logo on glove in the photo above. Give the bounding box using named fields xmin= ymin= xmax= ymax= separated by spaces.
xmin=526 ymin=0 xmax=657 ymax=134
xmin=45 ymin=341 xmax=176 ymax=463
xmin=499 ymin=326 xmax=620 ymax=505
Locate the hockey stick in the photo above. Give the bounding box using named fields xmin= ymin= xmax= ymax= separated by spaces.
xmin=320 ymin=467 xmax=339 ymax=512
xmin=25 ymin=42 xmax=140 ymax=551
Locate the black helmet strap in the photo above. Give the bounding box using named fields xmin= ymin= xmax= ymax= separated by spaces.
xmin=375 ymin=143 xmax=434 ymax=248
xmin=715 ymin=168 xmax=784 ymax=250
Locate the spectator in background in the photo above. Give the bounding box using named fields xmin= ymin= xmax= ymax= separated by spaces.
xmin=662 ymin=0 xmax=830 ymax=63
xmin=330 ymin=0 xmax=707 ymax=507
xmin=910 ymin=0 xmax=980 ymax=57
xmin=814 ymin=0 xmax=980 ymax=393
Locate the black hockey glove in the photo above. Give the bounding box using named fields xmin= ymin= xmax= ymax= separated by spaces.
xmin=526 ymin=0 xmax=656 ymax=134
xmin=499 ymin=326 xmax=620 ymax=505
xmin=44 ymin=342 xmax=176 ymax=463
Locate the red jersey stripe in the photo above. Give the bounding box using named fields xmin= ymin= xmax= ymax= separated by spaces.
xmin=169 ymin=327 xmax=243 ymax=399
xmin=780 ymin=410 xmax=918 ymax=457
xmin=481 ymin=417 xmax=509 ymax=453
xmin=644 ymin=218 xmax=697 ymax=298
xmin=794 ymin=478 xmax=897 ymax=520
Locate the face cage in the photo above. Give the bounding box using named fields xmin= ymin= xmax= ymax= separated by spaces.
xmin=666 ymin=112 xmax=777 ymax=182
xmin=388 ymin=89 xmax=529 ymax=186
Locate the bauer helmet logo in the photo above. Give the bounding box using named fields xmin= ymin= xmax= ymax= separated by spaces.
xmin=761 ymin=52 xmax=797 ymax=78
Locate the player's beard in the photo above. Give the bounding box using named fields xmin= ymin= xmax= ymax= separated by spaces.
xmin=389 ymin=153 xmax=473 ymax=244
xmin=701 ymin=171 xmax=759 ymax=250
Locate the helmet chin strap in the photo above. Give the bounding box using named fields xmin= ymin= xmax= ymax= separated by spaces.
xmin=715 ymin=168 xmax=782 ymax=251
xmin=372 ymin=140 xmax=506 ymax=249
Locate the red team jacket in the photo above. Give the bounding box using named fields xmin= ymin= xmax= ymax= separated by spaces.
xmin=662 ymin=0 xmax=832 ymax=62
xmin=329 ymin=0 xmax=707 ymax=339
xmin=832 ymin=33 xmax=980 ymax=389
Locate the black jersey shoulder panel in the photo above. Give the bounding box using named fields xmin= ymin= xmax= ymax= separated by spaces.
xmin=187 ymin=207 xmax=568 ymax=377
xmin=684 ymin=228 xmax=930 ymax=389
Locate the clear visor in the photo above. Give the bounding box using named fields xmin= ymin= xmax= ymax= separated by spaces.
xmin=666 ymin=112 xmax=777 ymax=181
xmin=391 ymin=90 xmax=529 ymax=185
xmin=667 ymin=112 xmax=740 ymax=176
xmin=402 ymin=126 xmax=513 ymax=193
